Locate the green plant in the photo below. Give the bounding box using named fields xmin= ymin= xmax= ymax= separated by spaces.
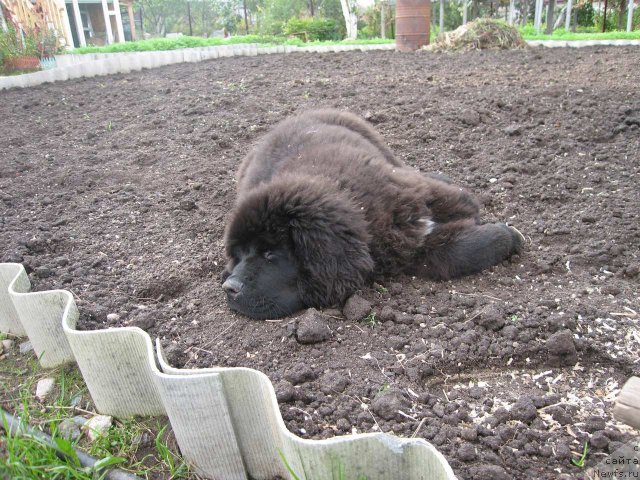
xmin=283 ymin=17 xmax=342 ymax=41
xmin=154 ymin=425 xmax=190 ymax=478
xmin=362 ymin=312 xmax=378 ymax=328
xmin=278 ymin=448 xmax=368 ymax=480
xmin=571 ymin=441 xmax=589 ymax=468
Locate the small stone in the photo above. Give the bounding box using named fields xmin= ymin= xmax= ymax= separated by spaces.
xmin=106 ymin=313 xmax=120 ymax=322
xmin=35 ymin=378 xmax=55 ymax=401
xmin=295 ymin=309 xmax=331 ymax=344
xmin=457 ymin=442 xmax=477 ymax=462
xmin=83 ymin=415 xmax=113 ymax=441
xmin=2 ymin=339 xmax=15 ymax=350
xmin=342 ymin=294 xmax=372 ymax=322
xmin=58 ymin=418 xmax=81 ymax=441
xmin=19 ymin=341 xmax=34 ymax=354
xmin=371 ymin=388 xmax=410 ymax=421
xmin=546 ymin=329 xmax=578 ymax=367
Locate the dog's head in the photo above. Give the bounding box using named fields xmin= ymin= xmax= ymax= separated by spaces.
xmin=222 ymin=175 xmax=373 ymax=319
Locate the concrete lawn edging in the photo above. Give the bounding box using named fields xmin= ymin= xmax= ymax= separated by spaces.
xmin=1 ymin=40 xmax=638 ymax=91
xmin=0 ymin=43 xmax=396 ymax=91
xmin=528 ymin=39 xmax=640 ymax=48
xmin=0 ymin=262 xmax=457 ymax=480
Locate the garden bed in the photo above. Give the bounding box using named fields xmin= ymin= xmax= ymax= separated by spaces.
xmin=1 ymin=47 xmax=639 ymax=479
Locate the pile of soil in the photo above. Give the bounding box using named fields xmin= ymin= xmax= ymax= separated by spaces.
xmin=1 ymin=47 xmax=638 ymax=479
xmin=426 ymin=19 xmax=527 ymax=52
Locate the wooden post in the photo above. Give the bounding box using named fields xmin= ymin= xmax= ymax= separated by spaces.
xmin=613 ymin=377 xmax=640 ymax=429
xmin=508 ymin=0 xmax=515 ymax=24
xmin=112 ymin=0 xmax=125 ymax=42
xmin=463 ymin=0 xmax=468 ymax=24
xmin=628 ymin=0 xmax=634 ymax=32
xmin=60 ymin=2 xmax=74 ymax=49
xmin=101 ymin=0 xmax=114 ymax=44
xmin=71 ymin=0 xmax=86 ymax=47
xmin=565 ymin=0 xmax=573 ymax=30
xmin=126 ymin=0 xmax=136 ymax=40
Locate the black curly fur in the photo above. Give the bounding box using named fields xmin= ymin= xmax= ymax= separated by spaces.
xmin=223 ymin=109 xmax=523 ymax=316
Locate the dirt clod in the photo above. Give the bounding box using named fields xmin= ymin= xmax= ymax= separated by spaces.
xmin=284 ymin=362 xmax=317 ymax=385
xmin=546 ymin=329 xmax=578 ymax=367
xmin=295 ymin=308 xmax=331 ymax=344
xmin=371 ymin=388 xmax=410 ymax=421
xmin=342 ymin=294 xmax=372 ymax=322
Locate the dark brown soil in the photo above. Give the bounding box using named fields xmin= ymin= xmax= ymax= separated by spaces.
xmin=1 ymin=47 xmax=639 ymax=480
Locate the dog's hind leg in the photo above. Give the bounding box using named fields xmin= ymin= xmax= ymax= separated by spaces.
xmin=413 ymin=219 xmax=523 ymax=280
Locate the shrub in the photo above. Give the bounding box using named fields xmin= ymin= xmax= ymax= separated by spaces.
xmin=282 ymin=17 xmax=342 ymax=41
xmin=576 ymin=2 xmax=595 ymax=27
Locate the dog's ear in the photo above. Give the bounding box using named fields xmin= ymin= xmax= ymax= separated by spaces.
xmin=285 ymin=182 xmax=374 ymax=307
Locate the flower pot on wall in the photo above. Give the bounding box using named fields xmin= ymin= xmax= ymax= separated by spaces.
xmin=3 ymin=56 xmax=41 ymax=72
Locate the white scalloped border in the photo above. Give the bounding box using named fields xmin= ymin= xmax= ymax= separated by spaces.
xmin=0 ymin=263 xmax=456 ymax=480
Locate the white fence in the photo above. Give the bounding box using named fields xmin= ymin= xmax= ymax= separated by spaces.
xmin=0 ymin=263 xmax=456 ymax=480
xmin=0 ymin=43 xmax=395 ymax=91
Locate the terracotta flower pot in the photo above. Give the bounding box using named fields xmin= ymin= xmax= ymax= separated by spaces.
xmin=3 ymin=55 xmax=41 ymax=72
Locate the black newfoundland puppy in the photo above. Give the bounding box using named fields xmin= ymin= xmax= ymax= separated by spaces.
xmin=222 ymin=109 xmax=522 ymax=319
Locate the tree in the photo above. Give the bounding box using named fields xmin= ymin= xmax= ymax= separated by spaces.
xmin=339 ymin=0 xmax=357 ymax=38
xmin=545 ymin=0 xmax=556 ymax=33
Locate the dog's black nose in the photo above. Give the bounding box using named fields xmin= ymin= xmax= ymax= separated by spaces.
xmin=222 ymin=277 xmax=244 ymax=298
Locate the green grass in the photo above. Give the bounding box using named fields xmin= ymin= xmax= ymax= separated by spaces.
xmin=68 ymin=35 xmax=394 ymax=55
xmin=520 ymin=25 xmax=640 ymax=40
xmin=278 ymin=448 xmax=369 ymax=480
xmin=0 ymin=351 xmax=190 ymax=479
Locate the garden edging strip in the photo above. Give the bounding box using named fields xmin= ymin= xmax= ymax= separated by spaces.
xmin=0 ymin=262 xmax=457 ymax=480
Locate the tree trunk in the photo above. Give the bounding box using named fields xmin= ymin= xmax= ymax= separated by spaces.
xmin=545 ymin=0 xmax=556 ymax=33
xmin=308 ymin=0 xmax=315 ymax=17
xmin=243 ymin=0 xmax=249 ymax=34
xmin=339 ymin=0 xmax=358 ymax=39
xmin=187 ymin=1 xmax=192 ymax=36
xmin=554 ymin=4 xmax=566 ymax=28
xmin=602 ymin=0 xmax=608 ymax=32
xmin=521 ymin=0 xmax=529 ymax=25
xmin=471 ymin=0 xmax=479 ymax=19
xmin=617 ymin=0 xmax=625 ymax=30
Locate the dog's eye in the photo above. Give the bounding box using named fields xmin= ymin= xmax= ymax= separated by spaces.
xmin=264 ymin=251 xmax=275 ymax=261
